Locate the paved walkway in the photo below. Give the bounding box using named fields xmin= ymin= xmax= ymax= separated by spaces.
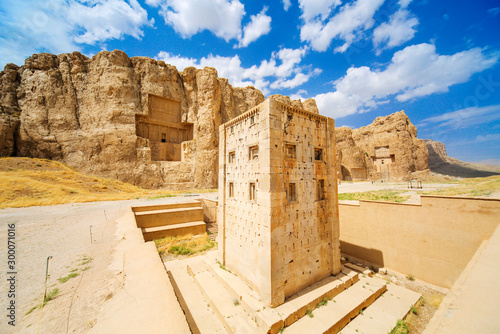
xmin=424 ymin=223 xmax=500 ymax=333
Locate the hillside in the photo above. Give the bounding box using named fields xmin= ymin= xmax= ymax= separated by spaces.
xmin=426 ymin=140 xmax=500 ymax=178
xmin=0 ymin=157 xmax=164 ymax=208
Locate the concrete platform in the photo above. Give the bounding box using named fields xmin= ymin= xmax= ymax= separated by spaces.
xmin=142 ymin=220 xmax=206 ymax=241
xmin=131 ymin=201 xmax=201 ymax=213
xmin=135 ymin=207 xmax=204 ymax=228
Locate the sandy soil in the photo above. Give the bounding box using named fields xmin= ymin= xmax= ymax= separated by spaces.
xmin=0 ymin=195 xmax=207 ymax=334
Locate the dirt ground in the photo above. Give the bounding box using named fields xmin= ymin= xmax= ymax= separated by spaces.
xmin=0 ymin=195 xmax=210 ymax=334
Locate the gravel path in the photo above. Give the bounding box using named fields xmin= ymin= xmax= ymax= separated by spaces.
xmin=0 ymin=196 xmax=206 ymax=333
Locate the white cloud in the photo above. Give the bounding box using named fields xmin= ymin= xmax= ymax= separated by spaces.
xmin=69 ymin=0 xmax=153 ymax=44
xmin=145 ymin=0 xmax=162 ymax=6
xmin=157 ymin=47 xmax=319 ymax=95
xmin=0 ymin=0 xmax=153 ymax=68
xmin=314 ymin=44 xmax=499 ymax=118
xmin=156 ymin=0 xmax=270 ymax=47
xmin=299 ymin=0 xmax=341 ymax=21
xmin=158 ymin=0 xmax=245 ymax=41
xmin=373 ymin=9 xmax=418 ymax=54
xmin=300 ymin=0 xmax=384 ymax=53
xmin=470 ymin=133 xmax=500 ymax=144
xmin=398 ymin=0 xmax=413 ymax=9
xmin=419 ymin=105 xmax=500 ymax=130
xmin=289 ymin=89 xmax=308 ymax=100
xmin=237 ymin=7 xmax=271 ymax=48
xmin=282 ymin=0 xmax=292 ymax=11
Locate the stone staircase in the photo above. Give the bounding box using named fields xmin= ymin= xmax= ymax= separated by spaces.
xmin=133 ymin=201 xmax=206 ymax=241
xmin=165 ymin=252 xmax=421 ymax=334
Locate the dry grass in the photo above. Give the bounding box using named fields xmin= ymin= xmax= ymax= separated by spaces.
xmin=155 ymin=233 xmax=216 ymax=260
xmin=338 ymin=190 xmax=410 ymax=203
xmin=0 ymin=157 xmax=181 ymax=209
xmin=419 ymin=175 xmax=500 ymax=197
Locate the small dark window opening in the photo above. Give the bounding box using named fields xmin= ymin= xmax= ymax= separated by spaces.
xmin=249 ymin=183 xmax=256 ymax=201
xmin=287 ymin=183 xmax=296 ymax=202
xmin=229 ymin=182 xmax=234 ymax=198
xmin=229 ymin=151 xmax=235 ymax=163
xmin=314 ymin=148 xmax=323 ymax=161
xmin=249 ymin=145 xmax=259 ymax=160
xmin=317 ymin=180 xmax=325 ymax=201
xmin=287 ymin=114 xmax=293 ymax=122
xmin=286 ymin=144 xmax=296 ymax=159
xmin=250 ymin=116 xmax=255 ymax=124
xmin=161 ymin=133 xmax=166 ymax=143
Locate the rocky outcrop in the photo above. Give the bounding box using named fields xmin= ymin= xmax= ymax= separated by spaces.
xmin=337 ymin=111 xmax=428 ymax=181
xmin=0 ymin=50 xmax=265 ymax=189
xmin=267 ymin=94 xmax=319 ymax=114
xmin=335 ymin=127 xmax=369 ymax=180
xmin=426 ymin=139 xmax=500 ymax=178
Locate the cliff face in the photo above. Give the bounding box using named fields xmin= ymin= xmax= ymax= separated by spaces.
xmin=337 ymin=111 xmax=428 ymax=181
xmin=425 ymin=139 xmax=500 ymax=178
xmin=0 ymin=50 xmax=267 ymax=189
xmin=0 ymin=50 xmax=322 ymax=189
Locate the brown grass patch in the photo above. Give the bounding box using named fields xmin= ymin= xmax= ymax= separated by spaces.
xmin=0 ymin=157 xmax=168 ymax=208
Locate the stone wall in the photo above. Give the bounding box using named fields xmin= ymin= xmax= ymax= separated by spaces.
xmin=339 ymin=196 xmax=500 ymax=288
xmin=218 ymin=98 xmax=340 ymax=307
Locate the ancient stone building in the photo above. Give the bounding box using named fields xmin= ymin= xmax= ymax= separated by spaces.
xmin=218 ymin=98 xmax=341 ymax=307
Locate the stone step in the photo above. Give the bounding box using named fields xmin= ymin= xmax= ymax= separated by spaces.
xmin=283 ymin=276 xmax=387 ymax=334
xmin=344 ymin=263 xmax=373 ymax=277
xmin=166 ymin=259 xmax=227 ymax=334
xmin=340 ymin=282 xmax=421 ymax=334
xmin=132 ymin=201 xmax=201 ymax=213
xmin=276 ymin=268 xmax=360 ymax=328
xmin=142 ymin=221 xmax=206 ymax=241
xmin=135 ymin=207 xmax=204 ymax=228
xmin=188 ymin=259 xmax=263 ymax=334
xmin=202 ymin=254 xmax=284 ymax=334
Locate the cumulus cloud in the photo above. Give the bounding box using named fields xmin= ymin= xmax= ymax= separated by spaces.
xmin=158 ymin=0 xmax=245 ymax=41
xmin=299 ymin=0 xmax=341 ymax=21
xmin=299 ymin=0 xmax=384 ymax=53
xmin=157 ymin=47 xmax=320 ymax=95
xmin=282 ymin=0 xmax=292 ymax=11
xmin=373 ymin=9 xmax=418 ymax=54
xmin=314 ymin=44 xmax=499 ymax=118
xmin=0 ymin=0 xmax=153 ymax=68
xmin=155 ymin=0 xmax=270 ymax=47
xmin=69 ymin=0 xmax=153 ymax=44
xmin=237 ymin=7 xmax=272 ymax=48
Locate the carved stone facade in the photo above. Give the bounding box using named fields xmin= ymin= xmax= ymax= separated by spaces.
xmin=135 ymin=95 xmax=194 ymax=162
xmin=218 ymin=98 xmax=341 ymax=307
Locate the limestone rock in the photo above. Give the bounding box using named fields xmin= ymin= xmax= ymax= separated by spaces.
xmin=426 ymin=139 xmax=500 ymax=178
xmin=336 ymin=127 xmax=369 ymax=180
xmin=337 ymin=111 xmax=428 ymax=181
xmin=267 ymin=94 xmax=319 ymax=114
xmin=0 ymin=50 xmax=267 ymax=189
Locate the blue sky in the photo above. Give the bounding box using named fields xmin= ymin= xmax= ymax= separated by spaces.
xmin=1 ymin=0 xmax=499 ymax=164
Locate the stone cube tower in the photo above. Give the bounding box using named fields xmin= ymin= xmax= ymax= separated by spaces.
xmin=218 ymin=98 xmax=341 ymax=307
